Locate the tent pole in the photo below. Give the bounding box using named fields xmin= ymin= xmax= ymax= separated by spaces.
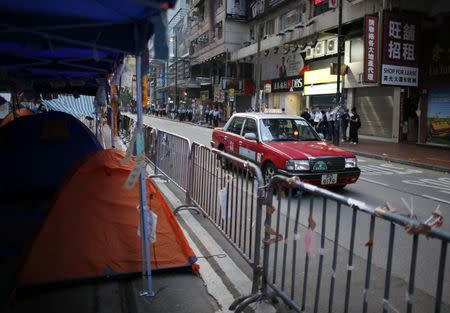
xmin=136 ymin=53 xmax=155 ymax=297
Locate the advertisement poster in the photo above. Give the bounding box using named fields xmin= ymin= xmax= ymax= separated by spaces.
xmin=427 ymin=88 xmax=450 ymax=146
xmin=261 ymin=53 xmax=304 ymax=80
xmin=247 ymin=0 xmax=287 ymax=20
xmin=381 ymin=11 xmax=420 ymax=86
xmin=226 ymin=0 xmax=247 ymax=20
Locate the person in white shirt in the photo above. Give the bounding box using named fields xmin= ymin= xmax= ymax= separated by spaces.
xmin=313 ymin=107 xmax=322 ymax=129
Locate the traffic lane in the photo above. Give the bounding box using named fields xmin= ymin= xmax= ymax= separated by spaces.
xmin=358 ymin=157 xmax=450 ymax=206
xmin=137 ymin=114 xmax=449 ymax=215
xmin=142 ymin=115 xmax=212 ymax=146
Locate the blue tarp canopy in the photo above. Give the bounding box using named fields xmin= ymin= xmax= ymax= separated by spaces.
xmin=0 ymin=0 xmax=173 ymax=95
xmin=42 ymin=95 xmax=96 ymax=118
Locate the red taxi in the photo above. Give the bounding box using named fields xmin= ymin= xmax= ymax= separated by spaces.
xmin=211 ymin=113 xmax=360 ymax=188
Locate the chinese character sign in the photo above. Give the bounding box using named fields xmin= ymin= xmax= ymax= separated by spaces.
xmin=382 ymin=11 xmax=420 ymax=86
xmin=364 ymin=15 xmax=379 ymax=83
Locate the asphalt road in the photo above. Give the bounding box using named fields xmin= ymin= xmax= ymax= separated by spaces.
xmin=136 ymin=114 xmax=450 ymax=311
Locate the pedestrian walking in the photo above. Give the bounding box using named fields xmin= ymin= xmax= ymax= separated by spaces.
xmin=313 ymin=107 xmax=322 ymax=129
xmin=349 ymin=107 xmax=361 ymax=144
xmin=341 ymin=108 xmax=350 ymax=142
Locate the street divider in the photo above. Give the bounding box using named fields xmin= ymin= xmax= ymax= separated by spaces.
xmin=120 ymin=114 xmax=450 ymax=313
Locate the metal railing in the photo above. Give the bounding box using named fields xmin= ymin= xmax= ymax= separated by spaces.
xmin=119 ymin=114 xmax=450 ymax=313
xmin=231 ymin=175 xmax=450 ymax=313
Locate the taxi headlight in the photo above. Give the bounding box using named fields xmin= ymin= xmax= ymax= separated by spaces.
xmin=345 ymin=157 xmax=357 ymax=168
xmin=286 ymin=159 xmax=310 ymax=171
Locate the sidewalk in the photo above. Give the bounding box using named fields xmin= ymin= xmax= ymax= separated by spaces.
xmin=139 ymin=113 xmax=450 ymax=173
xmin=340 ymin=139 xmax=450 ymax=172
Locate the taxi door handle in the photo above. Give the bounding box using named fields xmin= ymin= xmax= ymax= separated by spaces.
xmin=238 ymin=141 xmax=243 ymax=145
xmin=224 ymin=136 xmax=228 ymax=140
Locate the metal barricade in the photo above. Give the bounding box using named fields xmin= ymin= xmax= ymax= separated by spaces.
xmin=187 ymin=143 xmax=265 ymax=293
xmin=153 ymin=130 xmax=192 ymax=194
xmin=232 ymin=175 xmax=450 ymax=313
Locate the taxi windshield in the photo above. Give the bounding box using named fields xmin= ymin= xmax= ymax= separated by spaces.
xmin=260 ymin=118 xmax=320 ymax=142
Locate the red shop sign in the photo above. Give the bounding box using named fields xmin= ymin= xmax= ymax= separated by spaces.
xmin=364 ymin=15 xmax=379 ymax=83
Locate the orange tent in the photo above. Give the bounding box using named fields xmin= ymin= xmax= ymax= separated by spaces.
xmin=19 ymin=149 xmax=197 ymax=286
xmin=0 ymin=108 xmax=34 ymax=128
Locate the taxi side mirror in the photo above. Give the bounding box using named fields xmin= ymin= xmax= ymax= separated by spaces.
xmin=244 ymin=133 xmax=258 ymax=141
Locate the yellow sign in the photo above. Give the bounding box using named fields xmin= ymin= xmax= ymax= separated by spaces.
xmin=304 ymin=68 xmax=342 ymax=85
xmin=229 ymin=88 xmax=235 ymax=98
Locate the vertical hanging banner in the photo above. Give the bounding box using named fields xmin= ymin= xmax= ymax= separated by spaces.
xmin=381 ymin=11 xmax=420 ymax=86
xmin=364 ymin=15 xmax=379 ymax=83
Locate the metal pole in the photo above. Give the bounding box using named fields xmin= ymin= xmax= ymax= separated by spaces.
xmin=175 ymin=35 xmax=179 ymax=111
xmin=333 ymin=0 xmax=343 ymax=146
xmin=255 ymin=25 xmax=262 ymax=112
xmin=136 ymin=54 xmax=155 ymax=297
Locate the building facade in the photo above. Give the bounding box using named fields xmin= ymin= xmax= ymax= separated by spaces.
xmin=228 ymin=0 xmax=450 ymax=146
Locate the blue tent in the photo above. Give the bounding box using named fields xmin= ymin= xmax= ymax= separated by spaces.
xmin=0 ymin=0 xmax=173 ymax=95
xmin=0 ymin=111 xmax=103 ymax=195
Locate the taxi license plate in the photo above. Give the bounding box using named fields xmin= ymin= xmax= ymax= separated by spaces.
xmin=321 ymin=174 xmax=337 ymax=185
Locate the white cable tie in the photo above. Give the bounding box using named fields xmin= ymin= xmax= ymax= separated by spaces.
xmin=347 ymin=265 xmax=354 ymax=271
xmin=318 ymin=248 xmax=325 ymax=256
xmin=331 ymin=270 xmax=336 ymax=279
xmin=348 ymin=199 xmax=373 ymax=213
xmin=363 ymin=289 xmax=368 ymax=303
xmin=406 ymin=292 xmax=413 ymax=304
xmin=294 ymin=233 xmax=300 ymax=241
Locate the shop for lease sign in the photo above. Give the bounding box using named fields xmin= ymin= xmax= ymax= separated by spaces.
xmin=381 ymin=11 xmax=420 ymax=87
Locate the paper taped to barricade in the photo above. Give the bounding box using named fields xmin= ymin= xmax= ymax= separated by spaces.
xmin=136 ymin=206 xmax=158 ymax=243
xmin=302 ymin=229 xmax=317 ymax=257
xmin=124 ymin=152 xmax=146 ymax=189
xmin=219 ymin=186 xmax=230 ymax=220
xmin=123 ymin=126 xmax=140 ymax=164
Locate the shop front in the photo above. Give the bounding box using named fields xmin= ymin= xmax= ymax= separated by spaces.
xmin=260 ymin=48 xmax=305 ymax=115
xmin=265 ymin=76 xmax=304 ymax=115
xmin=303 ymin=68 xmax=341 ymax=109
xmin=419 ymin=18 xmax=450 ymax=147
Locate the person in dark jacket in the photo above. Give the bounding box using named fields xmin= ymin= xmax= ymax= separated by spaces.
xmin=349 ymin=107 xmax=361 ymax=144
xmin=300 ymin=109 xmax=311 ymax=124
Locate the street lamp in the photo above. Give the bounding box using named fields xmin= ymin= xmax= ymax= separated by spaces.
xmin=170 ymin=36 xmax=178 ymax=112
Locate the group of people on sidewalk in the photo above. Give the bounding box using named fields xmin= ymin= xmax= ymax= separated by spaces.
xmin=300 ymin=107 xmax=361 ymax=144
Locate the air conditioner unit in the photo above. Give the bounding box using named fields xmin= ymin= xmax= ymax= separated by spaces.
xmin=326 ymin=38 xmax=338 ymax=55
xmin=305 ymin=46 xmax=314 ymax=60
xmin=315 ymin=41 xmax=325 ymax=58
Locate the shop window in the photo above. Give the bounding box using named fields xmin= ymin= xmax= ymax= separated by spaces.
xmin=280 ymin=8 xmax=301 ymax=31
xmin=350 ymin=38 xmax=364 ymax=63
xmin=312 ymin=0 xmax=331 ymax=17
xmin=265 ymin=19 xmax=275 ymax=36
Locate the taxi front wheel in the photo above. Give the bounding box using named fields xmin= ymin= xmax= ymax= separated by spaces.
xmin=263 ymin=162 xmax=276 ymax=186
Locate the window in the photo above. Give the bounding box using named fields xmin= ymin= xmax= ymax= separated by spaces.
xmin=260 ymin=119 xmax=319 ymax=141
xmin=312 ymin=0 xmax=331 ymax=16
xmin=217 ymin=21 xmax=223 ymax=39
xmin=265 ymin=19 xmax=275 ymax=36
xmin=227 ymin=117 xmax=245 ymax=135
xmin=249 ymin=26 xmax=255 ymax=41
xmin=350 ymin=38 xmax=364 ymax=63
xmin=280 ymin=8 xmax=301 ymax=31
xmin=243 ymin=118 xmax=258 ymax=137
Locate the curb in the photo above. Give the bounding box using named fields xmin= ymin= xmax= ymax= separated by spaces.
xmin=129 ymin=113 xmax=450 ymax=174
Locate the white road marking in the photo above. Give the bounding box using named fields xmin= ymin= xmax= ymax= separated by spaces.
xmin=359 ymin=177 xmax=390 ymax=187
xmin=402 ymin=178 xmax=450 ymax=195
xmin=421 ymin=194 xmax=450 ymax=205
xmin=360 ymin=163 xmax=422 ymax=176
